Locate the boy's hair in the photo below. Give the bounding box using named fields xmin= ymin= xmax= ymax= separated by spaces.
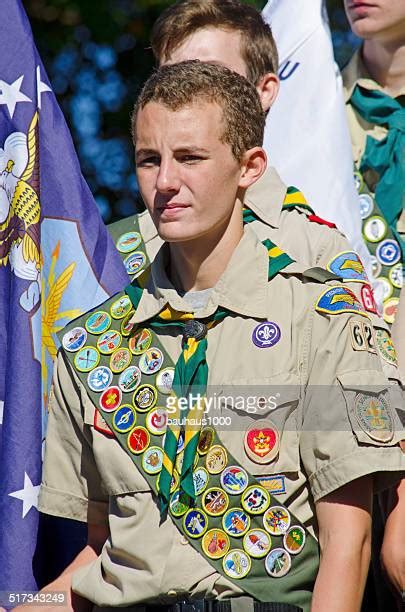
xmin=132 ymin=60 xmax=265 ymax=161
xmin=151 ymin=0 xmax=278 ymax=85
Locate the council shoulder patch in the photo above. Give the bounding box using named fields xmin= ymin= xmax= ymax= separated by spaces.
xmin=327 ymin=251 xmax=368 ymax=282
xmin=315 ymin=286 xmax=369 ymax=317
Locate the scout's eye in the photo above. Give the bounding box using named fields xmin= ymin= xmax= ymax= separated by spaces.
xmin=179 ymin=154 xmax=204 ymax=164
xmin=136 ymin=156 xmax=160 ymax=167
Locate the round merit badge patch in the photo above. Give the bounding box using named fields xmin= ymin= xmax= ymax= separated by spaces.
xmin=355 ymin=393 xmax=393 ymax=442
xmin=99 ymin=386 xmax=122 ymax=413
xmin=202 ymin=488 xmax=229 ymax=517
xmin=220 ymin=466 xmax=249 ymax=495
xmin=202 ymin=529 xmax=230 ymax=560
xmin=383 ymin=297 xmax=399 ymax=324
xmin=113 ymin=404 xmax=136 ymax=433
xmin=241 ymin=486 xmax=271 ymax=515
xmin=124 ymin=251 xmax=146 ymax=276
xmin=363 ymin=216 xmax=387 ymax=243
xmin=376 ymin=239 xmax=401 ymax=267
xmin=222 ymin=508 xmax=250 ymax=537
xmin=222 ymin=549 xmax=251 ymax=579
xmin=252 ymin=322 xmax=281 ymax=348
xmin=205 ymin=445 xmax=228 ymax=474
xmin=263 ymin=506 xmax=291 ymax=536
xmin=183 ymin=508 xmax=208 ymax=539
xmin=74 ymin=346 xmax=100 ymax=372
xmin=358 ymin=193 xmax=373 ymax=219
xmin=243 ymin=529 xmax=271 ymax=558
xmin=85 ymin=311 xmax=111 ymax=335
xmin=127 ymin=426 xmax=150 ymax=454
xmin=87 ymin=366 xmax=113 ymax=393
xmin=265 ymin=548 xmax=291 ymax=578
xmin=116 ymin=231 xmax=142 ymax=254
xmin=97 ymin=330 xmax=122 ymax=355
xmin=110 ymin=295 xmax=132 ymax=319
xmin=62 ymin=327 xmax=87 ymax=352
xmin=283 ymin=525 xmax=306 ymax=555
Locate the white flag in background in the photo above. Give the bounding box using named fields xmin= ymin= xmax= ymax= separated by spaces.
xmin=262 ymin=0 xmax=371 ymax=274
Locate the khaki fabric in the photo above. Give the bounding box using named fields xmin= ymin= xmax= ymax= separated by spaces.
xmin=39 ymin=226 xmax=405 ymax=610
xmin=126 ymin=166 xmax=356 ymax=270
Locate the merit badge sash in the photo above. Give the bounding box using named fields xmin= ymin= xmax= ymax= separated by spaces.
xmin=354 ymin=166 xmax=403 ymax=325
xmin=59 ymin=237 xmax=319 ymax=604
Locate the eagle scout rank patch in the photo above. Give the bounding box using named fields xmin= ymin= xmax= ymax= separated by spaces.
xmin=355 ymin=393 xmax=394 ymax=442
xmin=315 ymin=286 xmax=368 ymax=317
xmin=327 ymin=251 xmax=368 ymax=282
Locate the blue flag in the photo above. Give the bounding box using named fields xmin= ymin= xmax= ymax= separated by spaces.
xmin=0 ymin=0 xmax=128 ymax=592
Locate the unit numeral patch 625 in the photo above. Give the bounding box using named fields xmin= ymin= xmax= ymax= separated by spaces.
xmin=349 ymin=320 xmax=376 ymax=354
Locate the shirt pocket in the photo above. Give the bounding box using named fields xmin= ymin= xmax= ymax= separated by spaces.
xmin=83 ymin=401 xmax=152 ymax=495
xmin=337 ymin=369 xmax=404 ymax=447
xmin=212 ymin=373 xmax=302 ymax=477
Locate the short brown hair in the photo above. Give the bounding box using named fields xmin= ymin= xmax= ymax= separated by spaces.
xmin=132 ymin=61 xmax=265 ymax=161
xmin=151 ymin=0 xmax=278 ymax=85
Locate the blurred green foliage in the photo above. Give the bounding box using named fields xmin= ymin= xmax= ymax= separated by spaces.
xmin=24 ymin=0 xmax=356 ymax=221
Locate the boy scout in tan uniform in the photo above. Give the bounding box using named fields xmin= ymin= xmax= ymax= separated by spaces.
xmin=38 ymin=62 xmax=405 ymax=612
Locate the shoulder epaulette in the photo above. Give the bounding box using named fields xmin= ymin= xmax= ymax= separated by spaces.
xmin=262 ymin=238 xmax=295 ymax=280
xmin=282 ymin=186 xmax=315 ymax=215
xmin=302 ymin=266 xmax=342 ymax=284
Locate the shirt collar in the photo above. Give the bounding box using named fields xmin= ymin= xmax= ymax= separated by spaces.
xmin=343 ymin=47 xmax=405 ymax=101
xmin=131 ymin=225 xmax=294 ymax=324
xmin=244 ymin=165 xmax=287 ymax=229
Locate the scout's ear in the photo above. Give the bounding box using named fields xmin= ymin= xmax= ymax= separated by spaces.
xmin=238 ymin=147 xmax=267 ymax=190
xmin=256 ymin=72 xmax=279 ymax=112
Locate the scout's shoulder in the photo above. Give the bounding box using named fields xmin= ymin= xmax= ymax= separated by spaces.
xmin=280 ymin=186 xmax=342 ymax=232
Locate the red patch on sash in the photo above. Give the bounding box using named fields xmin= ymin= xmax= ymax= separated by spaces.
xmin=308 ymin=214 xmax=337 ymax=229
xmin=360 ymin=284 xmax=378 ymax=314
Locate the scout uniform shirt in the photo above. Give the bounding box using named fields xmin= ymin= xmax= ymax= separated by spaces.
xmin=342 ymin=50 xmax=405 ymax=324
xmin=39 ymin=226 xmax=405 ymax=611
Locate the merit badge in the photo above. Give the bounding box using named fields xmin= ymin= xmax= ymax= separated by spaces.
xmin=370 ymin=256 xmax=381 ymax=279
xmin=389 ymin=263 xmax=403 ymax=289
xmin=358 ymin=193 xmax=373 ymax=219
xmin=139 ymin=348 xmax=164 ymax=376
xmin=85 ymin=311 xmax=111 ymax=335
xmin=124 ymin=251 xmax=146 ymax=276
xmin=361 ymin=284 xmax=377 ymax=314
xmin=142 ymin=446 xmax=163 ymax=475
xmin=243 ymin=529 xmax=271 ymax=559
xmin=118 ymin=366 xmax=142 ymax=393
xmin=170 ymin=470 xmax=180 ymax=493
xmin=202 ymin=488 xmax=230 ymax=516
xmin=129 ymin=328 xmax=153 ymax=355
xmin=177 ymin=432 xmax=185 ymax=454
xmin=252 ymin=322 xmax=281 ymax=348
xmin=256 ymin=475 xmax=286 ymax=495
xmin=97 ymin=330 xmax=122 ymax=355
xmin=175 ymin=452 xmax=184 ymax=474
xmin=355 ymin=393 xmax=394 ymax=442
xmin=244 ymin=421 xmax=280 ymax=464
xmin=113 ymin=404 xmax=136 ymax=433
xmin=62 ymin=327 xmax=87 ymax=352
xmin=183 ymin=508 xmax=208 ymax=539
xmin=263 ymin=506 xmax=291 ymax=536
xmin=327 ymin=251 xmax=368 ymax=282
xmin=193 ymin=467 xmax=209 ymax=496
xmin=222 ymin=508 xmax=250 ymax=537
xmin=376 ymin=276 xmax=393 ymax=301
xmin=353 ymin=171 xmax=364 ymax=193
xmin=283 ymin=525 xmax=306 ymax=555
xmin=121 ymin=310 xmax=136 ymax=337
xmin=116 ymin=231 xmax=142 ymax=254
xmin=376 ymin=239 xmax=401 ymax=267
xmin=206 ymin=445 xmax=228 ymax=474
xmin=241 ymin=486 xmax=271 ymax=515
xmin=315 ymin=286 xmax=366 ymax=316
xmin=110 ymin=348 xmax=132 ymax=373
xmin=202 ymin=529 xmax=230 ymax=560
xmin=223 ymin=549 xmax=251 ymax=580
xmin=93 ymin=410 xmax=114 ymax=437
xmin=169 ymin=490 xmax=191 ymax=517
xmin=265 ymin=548 xmax=291 ymax=578
xmin=87 ymin=366 xmax=113 ymax=393
xmin=156 ymin=367 xmax=175 ymax=395
xmin=99 ymin=386 xmax=122 ymax=413
xmin=110 ymin=295 xmax=132 ymax=319
xmin=127 ymin=426 xmax=150 ymax=454
xmin=363 ymin=216 xmax=388 ymax=243
xmin=74 ymin=346 xmax=100 ymax=372
xmin=197 ymin=428 xmax=215 ymax=455
xmin=133 ymin=384 xmax=157 ymax=412
xmin=146 ymin=407 xmax=168 ymax=436
xmin=220 ymin=466 xmax=249 ymax=495
xmin=383 ymin=297 xmax=399 ymax=325
xmin=375 ymin=329 xmax=398 ymax=366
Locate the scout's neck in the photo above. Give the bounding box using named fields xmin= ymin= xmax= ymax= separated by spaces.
xmin=168 ymin=205 xmax=243 ymax=292
xmin=362 ymin=39 xmax=405 ymax=97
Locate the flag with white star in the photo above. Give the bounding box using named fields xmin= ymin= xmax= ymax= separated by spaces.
xmin=0 ymin=0 xmax=128 ymax=592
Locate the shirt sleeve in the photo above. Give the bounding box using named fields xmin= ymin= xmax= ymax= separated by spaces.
xmin=38 ymin=350 xmax=109 ymax=525
xmin=300 ymin=299 xmax=405 ymax=503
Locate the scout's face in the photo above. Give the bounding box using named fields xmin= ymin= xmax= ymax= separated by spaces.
xmin=162 ymin=27 xmax=278 ymax=112
xmin=344 ymin=0 xmax=405 ymax=41
xmin=135 ymin=100 xmax=256 ymax=243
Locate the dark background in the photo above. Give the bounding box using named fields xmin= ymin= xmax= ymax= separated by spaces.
xmin=24 ymin=0 xmax=359 ymax=222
